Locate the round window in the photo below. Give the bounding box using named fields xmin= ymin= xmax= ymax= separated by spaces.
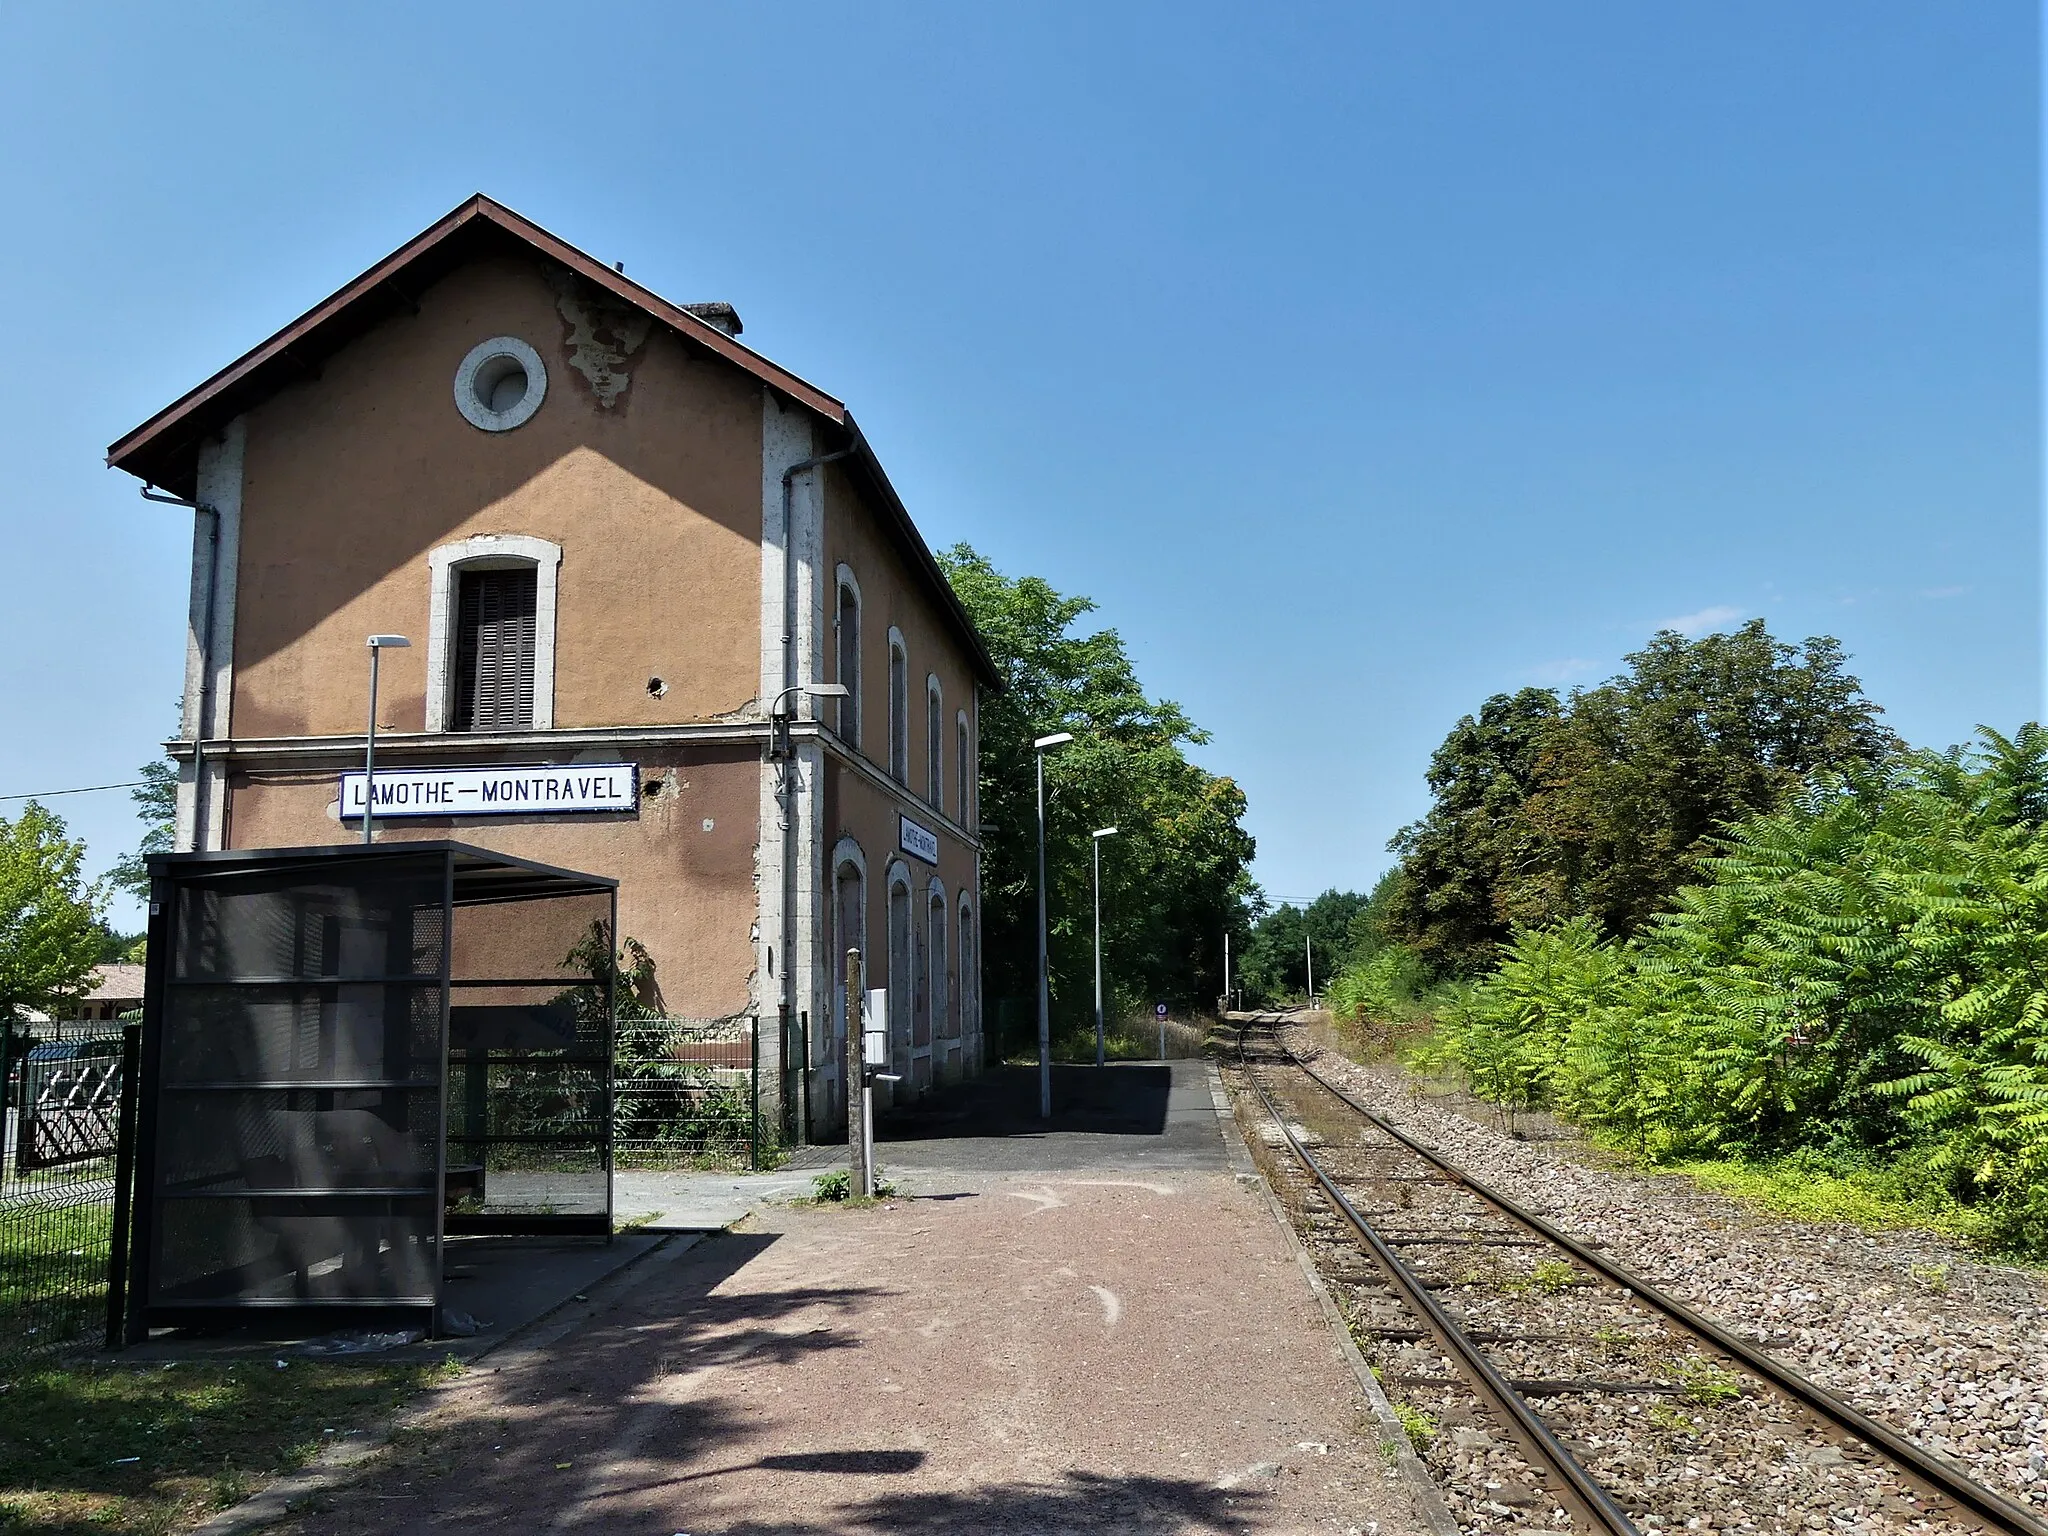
xmin=454 ymin=337 xmax=547 ymax=431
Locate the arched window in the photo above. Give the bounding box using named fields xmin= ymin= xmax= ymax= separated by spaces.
xmin=885 ymin=862 xmax=913 ymax=1082
xmin=834 ymin=565 xmax=862 ymax=748
xmin=426 ymin=534 xmax=562 ymax=731
xmin=926 ymin=675 xmax=944 ymax=811
xmin=928 ymin=881 xmax=950 ymax=1044
xmin=958 ymin=895 xmax=976 ymax=1054
xmin=829 ymin=837 xmax=868 ymax=1131
xmin=956 ymin=708 xmax=972 ymax=827
xmin=887 ymin=630 xmax=908 ymax=784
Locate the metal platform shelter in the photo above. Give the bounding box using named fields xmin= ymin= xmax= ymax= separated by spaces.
xmin=119 ymin=842 xmax=617 ymax=1340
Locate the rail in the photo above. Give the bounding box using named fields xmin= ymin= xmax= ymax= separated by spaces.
xmin=1231 ymin=1013 xmax=2048 ymax=1536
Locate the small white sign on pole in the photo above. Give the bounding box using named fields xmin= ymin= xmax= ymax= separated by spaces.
xmin=864 ymin=988 xmax=891 ymax=1068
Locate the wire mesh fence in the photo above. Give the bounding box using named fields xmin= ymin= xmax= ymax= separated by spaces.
xmin=2 ymin=1022 xmax=132 ymax=1368
xmin=613 ymin=1015 xmax=759 ymax=1169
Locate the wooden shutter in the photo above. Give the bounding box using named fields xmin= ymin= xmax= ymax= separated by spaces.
xmin=453 ymin=566 xmax=538 ymax=731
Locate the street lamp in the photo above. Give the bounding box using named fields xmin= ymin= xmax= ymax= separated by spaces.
xmin=768 ymin=682 xmax=849 ymax=760
xmin=1091 ymin=827 xmax=1119 ymax=1067
xmin=1033 ymin=730 xmax=1073 ymax=1118
xmin=362 ymin=635 xmax=410 ymax=845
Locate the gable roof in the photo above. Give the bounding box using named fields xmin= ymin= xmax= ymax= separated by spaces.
xmin=107 ymin=194 xmax=997 ymax=687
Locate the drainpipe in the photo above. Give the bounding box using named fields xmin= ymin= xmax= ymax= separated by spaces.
xmin=777 ymin=445 xmax=855 ymax=1137
xmin=142 ymin=486 xmax=220 ymax=851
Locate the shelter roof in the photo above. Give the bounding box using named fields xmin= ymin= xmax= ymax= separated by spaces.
xmin=148 ymin=841 xmax=619 ymax=905
xmin=107 ymin=195 xmax=997 ymax=687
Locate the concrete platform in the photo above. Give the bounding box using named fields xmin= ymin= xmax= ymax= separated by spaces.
xmin=614 ymin=1169 xmax=827 ymax=1231
xmin=875 ymin=1059 xmax=1229 ymax=1173
xmin=609 ymin=1060 xmax=1231 ymax=1230
xmin=265 ymin=1167 xmax=1429 ymax=1534
xmin=121 ymin=1232 xmax=677 ymax=1364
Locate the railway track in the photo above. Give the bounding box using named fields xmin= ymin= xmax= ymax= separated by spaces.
xmin=1230 ymin=1014 xmax=2048 ymax=1536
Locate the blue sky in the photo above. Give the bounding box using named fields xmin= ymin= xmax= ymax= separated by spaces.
xmin=0 ymin=2 xmax=2037 ymax=926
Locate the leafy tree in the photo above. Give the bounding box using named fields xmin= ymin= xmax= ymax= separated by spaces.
xmin=939 ymin=546 xmax=1255 ymax=1046
xmin=1385 ymin=688 xmax=1564 ymax=972
xmin=1422 ymin=725 xmax=2048 ymax=1251
xmin=1388 ymin=623 xmax=1894 ymax=970
xmin=0 ymin=803 xmax=108 ymax=1027
xmin=1239 ymin=889 xmax=1372 ymax=1003
xmin=1522 ymin=622 xmax=1896 ymax=935
xmin=110 ymin=758 xmax=177 ymax=899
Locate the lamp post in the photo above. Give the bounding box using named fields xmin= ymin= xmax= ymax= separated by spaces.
xmin=1033 ymin=731 xmax=1073 ymax=1118
xmin=768 ymin=681 xmax=849 ymax=761
xmin=1091 ymin=826 xmax=1119 ymax=1067
xmin=362 ymin=635 xmax=410 ymax=845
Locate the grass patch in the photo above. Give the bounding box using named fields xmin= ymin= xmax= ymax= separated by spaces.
xmin=1655 ymin=1155 xmax=1996 ymax=1247
xmin=2 ymin=1201 xmax=114 ymax=1359
xmin=0 ymin=1357 xmax=450 ymax=1534
xmin=1390 ymin=1400 xmax=1436 ymax=1450
xmin=1672 ymin=1357 xmax=1744 ymax=1406
xmin=805 ymin=1168 xmax=898 ymax=1204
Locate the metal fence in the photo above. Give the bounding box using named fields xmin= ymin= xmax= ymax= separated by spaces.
xmin=613 ymin=1015 xmax=760 ymax=1169
xmin=2 ymin=1022 xmax=134 ymax=1368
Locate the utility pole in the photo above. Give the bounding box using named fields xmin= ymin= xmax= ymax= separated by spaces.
xmin=1032 ymin=732 xmax=1073 ymax=1117
xmin=1305 ymin=934 xmax=1314 ymax=1008
xmin=1223 ymin=929 xmax=1231 ymax=1014
xmin=844 ymin=948 xmax=869 ymax=1198
xmin=1091 ymin=827 xmax=1118 ymax=1067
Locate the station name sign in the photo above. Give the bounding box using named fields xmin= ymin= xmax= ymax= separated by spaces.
xmin=898 ymin=814 xmax=940 ymax=864
xmin=341 ymin=764 xmax=638 ymax=819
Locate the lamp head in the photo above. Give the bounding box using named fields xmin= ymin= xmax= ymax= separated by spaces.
xmin=367 ymin=634 xmax=411 ymax=649
xmin=1033 ymin=731 xmax=1074 ymax=751
xmin=805 ymin=683 xmax=850 ymax=698
xmin=1093 ymin=827 xmax=1119 ymax=839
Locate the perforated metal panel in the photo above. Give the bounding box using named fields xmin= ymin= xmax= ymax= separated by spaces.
xmin=128 ymin=844 xmax=617 ymax=1335
xmin=147 ymin=854 xmax=448 ymax=1312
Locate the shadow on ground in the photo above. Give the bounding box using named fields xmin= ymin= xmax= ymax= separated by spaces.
xmin=878 ymin=1063 xmax=1173 ymax=1141
xmin=708 ymin=1469 xmax=1262 ymax=1533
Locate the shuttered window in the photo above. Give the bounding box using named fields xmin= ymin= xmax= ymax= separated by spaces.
xmin=452 ymin=566 xmax=538 ymax=731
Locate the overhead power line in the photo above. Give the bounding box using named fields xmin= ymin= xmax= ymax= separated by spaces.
xmin=0 ymin=780 xmax=149 ymax=804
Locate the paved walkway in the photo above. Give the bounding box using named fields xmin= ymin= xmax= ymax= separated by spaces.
xmin=261 ymin=1061 xmax=1426 ymax=1535
xmin=615 ymin=1062 xmax=1232 ymax=1229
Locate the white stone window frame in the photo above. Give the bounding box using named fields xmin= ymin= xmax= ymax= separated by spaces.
xmin=829 ymin=835 xmax=870 ymax=1075
xmin=927 ymin=877 xmax=950 ymax=1041
xmin=925 ymin=673 xmax=944 ymax=812
xmin=887 ymin=628 xmax=909 ymax=785
xmin=426 ymin=533 xmax=564 ymax=732
xmin=454 ymin=336 xmax=548 ymax=432
xmin=834 ymin=563 xmax=863 ymax=750
xmin=884 ymin=857 xmax=915 ymax=1076
xmin=955 ymin=707 xmax=972 ymax=828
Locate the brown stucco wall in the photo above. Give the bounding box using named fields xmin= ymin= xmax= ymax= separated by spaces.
xmin=223 ymin=745 xmax=760 ymax=1018
xmin=822 ymin=753 xmax=977 ymax=1096
xmin=820 ymin=464 xmax=978 ymax=837
xmin=229 ymin=253 xmax=765 ymax=739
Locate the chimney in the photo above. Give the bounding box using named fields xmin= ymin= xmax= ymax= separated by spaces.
xmin=683 ymin=302 xmax=742 ymax=338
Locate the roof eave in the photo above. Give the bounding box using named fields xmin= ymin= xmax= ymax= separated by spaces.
xmin=106 ymin=194 xmax=848 ymax=493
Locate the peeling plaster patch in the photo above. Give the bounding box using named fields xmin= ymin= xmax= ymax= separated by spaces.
xmin=548 ymin=270 xmax=652 ymax=408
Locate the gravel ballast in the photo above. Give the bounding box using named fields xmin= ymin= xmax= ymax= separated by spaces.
xmin=1282 ymin=1022 xmax=2048 ymax=1514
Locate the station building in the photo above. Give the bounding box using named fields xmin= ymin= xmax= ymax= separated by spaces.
xmin=107 ymin=195 xmax=998 ymax=1140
